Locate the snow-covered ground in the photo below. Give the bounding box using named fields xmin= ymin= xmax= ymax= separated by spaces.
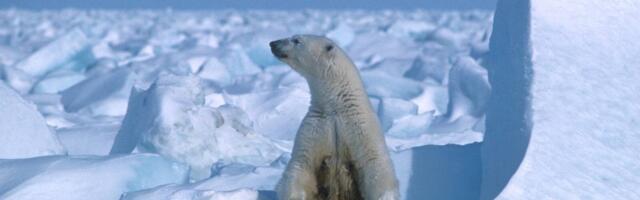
xmin=0 ymin=9 xmax=493 ymax=199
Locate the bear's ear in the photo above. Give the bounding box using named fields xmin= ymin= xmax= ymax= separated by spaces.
xmin=325 ymin=45 xmax=334 ymax=52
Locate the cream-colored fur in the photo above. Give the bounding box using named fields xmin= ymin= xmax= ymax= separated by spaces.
xmin=270 ymin=35 xmax=399 ymax=200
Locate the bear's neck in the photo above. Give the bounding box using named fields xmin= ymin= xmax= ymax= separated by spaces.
xmin=306 ymin=71 xmax=373 ymax=116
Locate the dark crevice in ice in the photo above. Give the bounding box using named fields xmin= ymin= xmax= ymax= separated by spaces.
xmin=479 ymin=0 xmax=532 ymax=199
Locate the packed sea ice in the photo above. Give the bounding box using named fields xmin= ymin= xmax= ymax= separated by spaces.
xmin=0 ymin=9 xmax=493 ymax=199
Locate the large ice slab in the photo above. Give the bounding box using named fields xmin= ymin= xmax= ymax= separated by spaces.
xmin=60 ymin=67 xmax=134 ymax=116
xmin=482 ymin=0 xmax=640 ymax=199
xmin=0 ymin=82 xmax=66 ymax=159
xmin=110 ymin=75 xmax=288 ymax=180
xmin=0 ymin=154 xmax=188 ymax=200
xmin=6 ymin=28 xmax=95 ymax=93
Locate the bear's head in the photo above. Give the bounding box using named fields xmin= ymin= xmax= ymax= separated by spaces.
xmin=270 ymin=35 xmax=351 ymax=80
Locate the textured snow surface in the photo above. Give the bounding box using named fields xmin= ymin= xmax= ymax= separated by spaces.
xmin=483 ymin=0 xmax=640 ymax=199
xmin=0 ymin=10 xmax=493 ymax=199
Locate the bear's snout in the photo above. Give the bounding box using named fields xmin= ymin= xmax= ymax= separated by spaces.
xmin=270 ymin=39 xmax=288 ymax=59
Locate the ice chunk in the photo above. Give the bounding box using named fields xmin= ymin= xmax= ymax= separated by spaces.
xmin=60 ymin=68 xmax=134 ymax=116
xmin=410 ymin=84 xmax=448 ymax=114
xmin=219 ymin=46 xmax=262 ymax=76
xmin=8 ymin=28 xmax=95 ymax=93
xmin=361 ymin=71 xmax=424 ymax=99
xmin=347 ymin=32 xmax=420 ymax=63
xmin=13 ymin=28 xmax=93 ymax=77
xmin=224 ymin=87 xmax=310 ymax=141
xmin=387 ymin=20 xmax=437 ymax=41
xmin=326 ymin=23 xmax=355 ymax=47
xmin=378 ymin=98 xmax=418 ymax=131
xmin=428 ymin=56 xmax=490 ymax=134
xmin=56 ymin=124 xmax=120 ymax=156
xmin=386 ymin=111 xmax=434 ymax=139
xmin=197 ymin=57 xmax=233 ymax=87
xmin=482 ymin=0 xmax=640 ymax=199
xmin=0 ymin=154 xmax=188 ymax=200
xmin=32 ymin=70 xmax=85 ymax=94
xmin=366 ymin=58 xmax=415 ymax=77
xmin=0 ymin=45 xmax=26 ymax=67
xmin=430 ymin=28 xmax=468 ymax=50
xmin=0 ymin=82 xmax=66 ymax=159
xmin=110 ymin=75 xmax=287 ymax=180
xmin=404 ymin=55 xmax=451 ymax=84
xmin=229 ymin=30 xmax=288 ymax=68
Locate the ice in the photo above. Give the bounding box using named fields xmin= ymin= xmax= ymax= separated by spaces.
xmin=230 ymin=30 xmax=289 ymax=68
xmin=387 ymin=20 xmax=437 ymax=41
xmin=361 ymin=71 xmax=424 ymax=99
xmin=0 ymin=10 xmax=498 ymax=200
xmin=122 ymin=163 xmax=284 ymax=199
xmin=409 ymin=84 xmax=448 ymax=114
xmin=32 ymin=70 xmax=85 ymax=94
xmin=197 ymin=58 xmax=233 ymax=87
xmin=403 ymin=55 xmax=451 ymax=84
xmin=56 ymin=124 xmax=120 ymax=155
xmin=7 ymin=28 xmax=95 ymax=93
xmin=218 ymin=47 xmax=262 ymax=77
xmin=378 ymin=98 xmax=418 ymax=131
xmin=60 ymin=67 xmax=134 ymax=116
xmin=0 ymin=154 xmax=188 ymax=200
xmin=428 ymin=56 xmax=490 ymax=134
xmin=348 ymin=32 xmax=420 ymax=64
xmin=124 ymin=188 xmax=260 ymax=200
xmin=326 ymin=23 xmax=356 ymax=47
xmin=0 ymin=82 xmax=66 ymax=159
xmin=366 ymin=58 xmax=415 ymax=77
xmin=224 ymin=87 xmax=310 ymax=141
xmin=430 ymin=28 xmax=468 ymax=50
xmin=386 ymin=111 xmax=434 ymax=139
xmin=110 ymin=75 xmax=288 ymax=180
xmin=482 ymin=0 xmax=640 ymax=199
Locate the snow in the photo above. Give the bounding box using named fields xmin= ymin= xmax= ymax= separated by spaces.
xmin=0 ymin=154 xmax=188 ymax=200
xmin=482 ymin=0 xmax=640 ymax=199
xmin=0 ymin=82 xmax=66 ymax=159
xmin=0 ymin=9 xmax=495 ymax=199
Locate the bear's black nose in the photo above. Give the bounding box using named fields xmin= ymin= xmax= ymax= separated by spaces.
xmin=270 ymin=39 xmax=288 ymax=59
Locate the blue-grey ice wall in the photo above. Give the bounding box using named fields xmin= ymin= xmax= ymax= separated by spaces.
xmin=482 ymin=0 xmax=640 ymax=199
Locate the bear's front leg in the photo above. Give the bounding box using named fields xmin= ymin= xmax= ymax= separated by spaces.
xmin=277 ymin=115 xmax=331 ymax=200
xmin=355 ymin=147 xmax=400 ymax=200
xmin=277 ymin=163 xmax=318 ymax=200
xmin=348 ymin=123 xmax=400 ymax=200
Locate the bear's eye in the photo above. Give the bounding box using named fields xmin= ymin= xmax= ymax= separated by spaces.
xmin=325 ymin=45 xmax=333 ymax=52
xmin=292 ymin=38 xmax=301 ymax=45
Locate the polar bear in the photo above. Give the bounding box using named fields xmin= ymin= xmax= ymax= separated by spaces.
xmin=270 ymin=35 xmax=399 ymax=200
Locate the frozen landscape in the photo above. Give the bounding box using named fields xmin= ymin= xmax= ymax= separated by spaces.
xmin=0 ymin=9 xmax=492 ymax=199
xmin=4 ymin=0 xmax=640 ymax=199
